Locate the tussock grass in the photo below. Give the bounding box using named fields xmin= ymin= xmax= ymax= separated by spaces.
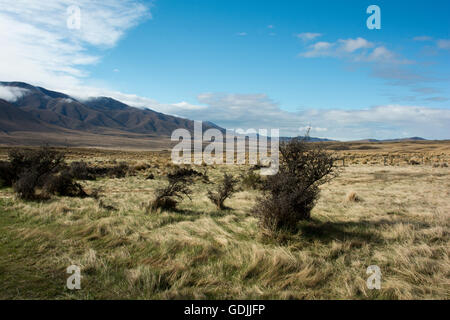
xmin=0 ymin=149 xmax=449 ymax=299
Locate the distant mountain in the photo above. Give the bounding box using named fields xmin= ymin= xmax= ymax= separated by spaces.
xmin=0 ymin=81 xmax=433 ymax=148
xmin=361 ymin=137 xmax=427 ymax=142
xmin=279 ymin=136 xmax=335 ymax=142
xmin=0 ymin=82 xmax=222 ymax=139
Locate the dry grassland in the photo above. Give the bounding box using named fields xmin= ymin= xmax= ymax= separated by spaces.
xmin=0 ymin=141 xmax=448 ymax=299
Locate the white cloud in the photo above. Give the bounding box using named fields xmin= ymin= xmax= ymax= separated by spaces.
xmin=339 ymin=37 xmax=373 ymax=53
xmin=296 ymin=32 xmax=322 ymax=41
xmin=437 ymin=39 xmax=450 ymax=50
xmin=0 ymin=85 xmax=29 ymax=102
xmin=300 ymin=37 xmax=408 ymax=64
xmin=0 ymin=0 xmax=150 ymax=96
xmin=237 ymin=32 xmax=247 ymax=36
xmin=164 ymin=93 xmax=450 ymax=140
xmin=171 ymin=101 xmax=207 ymax=110
xmin=300 ymin=41 xmax=333 ymax=57
xmin=367 ymin=46 xmax=396 ymax=62
xmin=299 ymin=37 xmax=418 ymax=88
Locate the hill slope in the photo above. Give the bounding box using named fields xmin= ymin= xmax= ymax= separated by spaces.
xmin=0 ymin=82 xmax=221 ymax=140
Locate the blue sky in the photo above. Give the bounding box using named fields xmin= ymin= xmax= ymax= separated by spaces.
xmin=0 ymin=0 xmax=449 ymax=139
xmin=94 ymin=0 xmax=450 ymax=111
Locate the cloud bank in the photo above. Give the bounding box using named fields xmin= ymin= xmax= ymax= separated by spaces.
xmin=166 ymin=93 xmax=450 ymax=140
xmin=0 ymin=85 xmax=30 ymax=102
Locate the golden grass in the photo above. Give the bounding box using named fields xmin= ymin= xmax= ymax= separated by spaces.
xmin=0 ymin=145 xmax=449 ymax=299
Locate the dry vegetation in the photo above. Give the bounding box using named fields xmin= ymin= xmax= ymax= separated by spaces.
xmin=0 ymin=141 xmax=449 ymax=299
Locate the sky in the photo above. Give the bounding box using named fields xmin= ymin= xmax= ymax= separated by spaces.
xmin=0 ymin=0 xmax=449 ymax=140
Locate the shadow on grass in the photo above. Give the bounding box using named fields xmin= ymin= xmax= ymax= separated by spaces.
xmin=297 ymin=219 xmax=382 ymax=244
xmin=171 ymin=207 xmax=231 ymax=218
xmin=297 ymin=217 xmax=432 ymax=244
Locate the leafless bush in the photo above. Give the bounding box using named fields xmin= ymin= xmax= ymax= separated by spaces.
xmin=207 ymin=173 xmax=238 ymax=209
xmin=253 ymin=137 xmax=337 ymax=232
xmin=149 ymin=167 xmax=195 ymax=211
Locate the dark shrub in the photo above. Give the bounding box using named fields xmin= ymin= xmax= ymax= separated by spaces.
xmin=8 ymin=147 xmax=64 ymax=177
xmin=69 ymin=161 xmax=96 ymax=180
xmin=4 ymin=147 xmax=94 ymax=200
xmin=149 ymin=167 xmax=195 ymax=211
xmin=167 ymin=167 xmax=202 ymax=180
xmin=207 ymin=173 xmax=238 ymax=209
xmin=43 ymin=171 xmax=87 ymax=198
xmin=9 ymin=147 xmax=65 ymax=200
xmin=67 ymin=161 xmax=134 ymax=180
xmin=107 ymin=162 xmax=130 ymax=178
xmin=13 ymin=171 xmax=41 ymax=200
xmin=0 ymin=161 xmax=14 ymax=187
xmin=253 ymin=137 xmax=337 ymax=233
xmin=169 ymin=167 xmax=209 ymax=183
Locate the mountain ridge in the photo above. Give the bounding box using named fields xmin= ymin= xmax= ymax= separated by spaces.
xmin=0 ymin=81 xmax=221 ymax=137
xmin=0 ymin=81 xmax=431 ymax=147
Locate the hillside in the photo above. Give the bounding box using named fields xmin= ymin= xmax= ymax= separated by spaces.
xmin=0 ymin=82 xmax=222 ymax=147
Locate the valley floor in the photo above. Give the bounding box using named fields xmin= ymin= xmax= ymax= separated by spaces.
xmin=0 ymin=158 xmax=449 ymax=299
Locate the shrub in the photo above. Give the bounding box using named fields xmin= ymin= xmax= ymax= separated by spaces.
xmin=253 ymin=137 xmax=337 ymax=233
xmin=9 ymin=147 xmax=65 ymax=200
xmin=107 ymin=162 xmax=130 ymax=178
xmin=9 ymin=147 xmax=64 ymax=179
xmin=13 ymin=171 xmax=41 ymax=200
xmin=240 ymin=169 xmax=263 ymax=190
xmin=167 ymin=167 xmax=203 ymax=180
xmin=77 ymin=162 xmax=132 ymax=179
xmin=133 ymin=162 xmax=151 ymax=171
xmin=207 ymin=173 xmax=238 ymax=209
xmin=0 ymin=161 xmax=14 ymax=187
xmin=3 ymin=147 xmax=93 ymax=200
xmin=149 ymin=167 xmax=195 ymax=211
xmin=69 ymin=161 xmax=97 ymax=180
xmin=43 ymin=171 xmax=87 ymax=198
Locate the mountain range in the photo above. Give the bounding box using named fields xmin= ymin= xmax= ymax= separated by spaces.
xmin=0 ymin=81 xmax=427 ymax=148
xmin=0 ymin=81 xmax=223 ymax=135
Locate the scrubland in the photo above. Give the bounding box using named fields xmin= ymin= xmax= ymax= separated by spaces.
xmin=0 ymin=141 xmax=449 ymax=299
